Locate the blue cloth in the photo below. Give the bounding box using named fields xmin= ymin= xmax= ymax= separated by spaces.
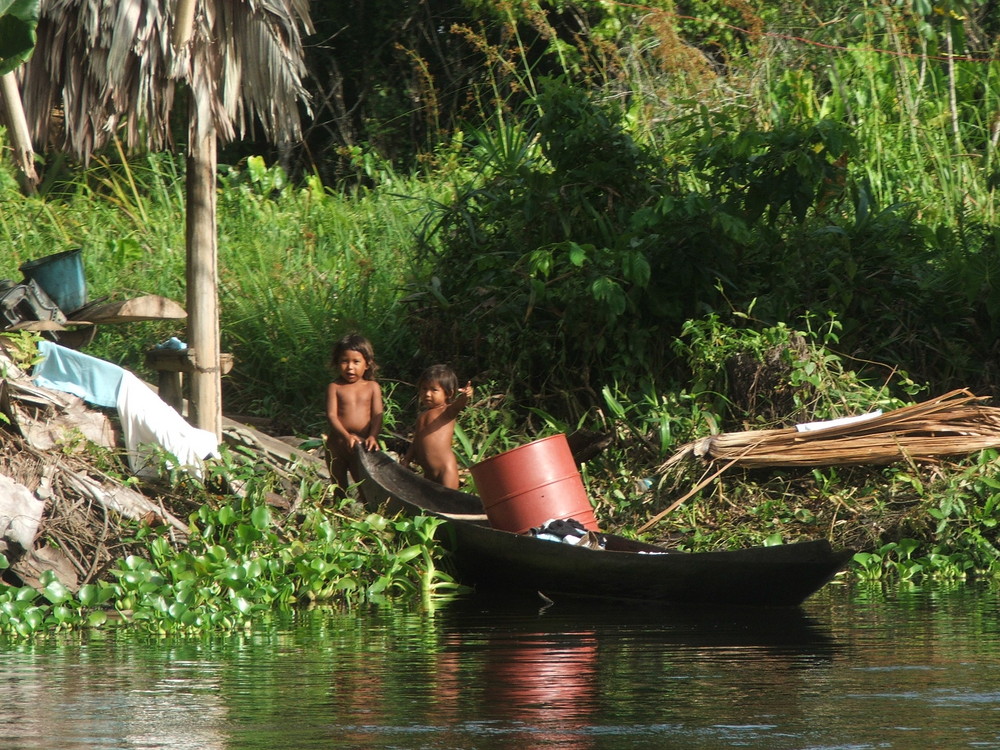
xmin=33 ymin=340 xmax=124 ymax=408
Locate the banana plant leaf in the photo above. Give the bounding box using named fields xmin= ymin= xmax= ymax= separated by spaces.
xmin=0 ymin=0 xmax=39 ymax=75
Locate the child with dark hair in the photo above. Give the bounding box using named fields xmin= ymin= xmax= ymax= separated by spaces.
xmin=402 ymin=364 xmax=472 ymax=489
xmin=325 ymin=333 xmax=383 ymax=494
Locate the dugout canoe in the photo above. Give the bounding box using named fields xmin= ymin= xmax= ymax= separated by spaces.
xmin=354 ymin=448 xmax=854 ymax=607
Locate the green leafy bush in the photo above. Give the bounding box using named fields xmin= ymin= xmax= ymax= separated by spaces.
xmin=0 ymin=453 xmax=462 ymax=637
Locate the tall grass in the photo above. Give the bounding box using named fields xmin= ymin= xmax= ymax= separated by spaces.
xmin=0 ymin=152 xmax=189 ymax=298
xmin=0 ymin=152 xmax=456 ymax=432
xmin=4 ymin=3 xmax=999 ymax=416
xmin=215 ymin=159 xmax=447 ymax=428
xmin=9 ymin=0 xmax=996 ymax=422
xmin=734 ymin=4 xmax=1000 ymax=229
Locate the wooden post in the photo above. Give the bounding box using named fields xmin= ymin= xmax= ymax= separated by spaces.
xmin=172 ymin=0 xmax=198 ymax=49
xmin=0 ymin=72 xmax=39 ymax=195
xmin=186 ymin=93 xmax=222 ymax=438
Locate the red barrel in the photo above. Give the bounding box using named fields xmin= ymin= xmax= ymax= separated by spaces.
xmin=470 ymin=434 xmax=599 ymax=534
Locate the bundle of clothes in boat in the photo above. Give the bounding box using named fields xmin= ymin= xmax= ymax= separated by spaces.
xmin=527 ymin=518 xmax=606 ymax=550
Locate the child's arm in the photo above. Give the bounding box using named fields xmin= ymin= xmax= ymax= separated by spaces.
xmin=363 ymin=382 xmax=384 ymax=451
xmin=425 ymin=382 xmax=472 ymax=427
xmin=401 ymin=411 xmax=426 ymax=470
xmin=401 ymin=440 xmax=414 ymax=469
xmin=448 ymin=381 xmax=473 ymax=416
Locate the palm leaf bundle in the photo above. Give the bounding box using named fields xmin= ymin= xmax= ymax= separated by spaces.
xmin=661 ymin=388 xmax=1000 ymax=471
xmin=636 ymin=389 xmax=1000 ymax=533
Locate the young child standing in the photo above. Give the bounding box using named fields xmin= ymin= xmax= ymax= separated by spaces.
xmin=402 ymin=364 xmax=472 ymax=490
xmin=325 ymin=333 xmax=384 ymax=494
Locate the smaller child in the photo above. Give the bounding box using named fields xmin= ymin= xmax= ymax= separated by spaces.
xmin=402 ymin=364 xmax=472 ymax=489
xmin=325 ymin=333 xmax=384 ymax=494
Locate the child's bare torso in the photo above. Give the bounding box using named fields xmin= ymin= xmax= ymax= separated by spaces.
xmin=411 ymin=405 xmax=458 ymax=476
xmin=328 ymin=379 xmax=380 ymax=439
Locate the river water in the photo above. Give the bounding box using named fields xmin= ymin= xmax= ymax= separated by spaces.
xmin=2 ymin=580 xmax=999 ymax=749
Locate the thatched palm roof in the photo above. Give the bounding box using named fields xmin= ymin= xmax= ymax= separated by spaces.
xmin=19 ymin=0 xmax=313 ymax=160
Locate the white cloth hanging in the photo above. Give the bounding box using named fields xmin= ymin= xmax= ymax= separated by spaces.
xmin=116 ymin=371 xmax=220 ymax=478
xmin=33 ymin=341 xmax=219 ymax=478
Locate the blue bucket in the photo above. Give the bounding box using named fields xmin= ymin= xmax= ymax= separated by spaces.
xmin=19 ymin=249 xmax=87 ymax=314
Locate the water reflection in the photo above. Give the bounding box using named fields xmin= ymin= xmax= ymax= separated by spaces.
xmin=0 ymin=636 xmax=229 ymax=750
xmin=2 ymin=584 xmax=1000 ymax=749
xmin=466 ymin=629 xmax=599 ymax=748
xmin=403 ymin=594 xmax=842 ymax=749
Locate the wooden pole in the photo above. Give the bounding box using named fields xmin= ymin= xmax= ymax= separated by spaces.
xmin=186 ymin=86 xmax=222 ymax=438
xmin=0 ymin=72 xmax=39 ymax=195
xmin=172 ymin=0 xmax=198 ymax=49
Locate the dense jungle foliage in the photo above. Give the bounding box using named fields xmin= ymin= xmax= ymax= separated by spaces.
xmin=4 ymin=0 xmax=1000 ymax=622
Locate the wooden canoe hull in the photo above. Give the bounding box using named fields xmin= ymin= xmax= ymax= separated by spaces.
xmin=355 ymin=449 xmax=854 ymax=607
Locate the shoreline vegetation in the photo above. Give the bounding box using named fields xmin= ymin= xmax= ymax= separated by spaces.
xmin=4 ymin=2 xmax=1000 ymax=633
xmin=1 ymin=322 xmax=999 ymax=636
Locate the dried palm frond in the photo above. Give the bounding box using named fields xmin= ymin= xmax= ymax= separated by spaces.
xmin=20 ymin=0 xmax=313 ymax=161
xmin=638 ymin=389 xmax=1000 ymax=533
xmin=660 ymin=389 xmax=1000 ymax=471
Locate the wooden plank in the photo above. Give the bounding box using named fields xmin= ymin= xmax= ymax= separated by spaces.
xmin=6 ymin=319 xmax=68 ymax=331
xmin=81 ymin=295 xmax=187 ymax=324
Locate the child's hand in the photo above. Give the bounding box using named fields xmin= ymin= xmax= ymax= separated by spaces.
xmin=363 ymin=435 xmax=379 ymax=452
xmin=459 ymin=381 xmax=473 ymax=400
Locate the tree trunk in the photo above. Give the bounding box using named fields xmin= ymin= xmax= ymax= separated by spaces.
xmin=0 ymin=72 xmax=39 ymax=195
